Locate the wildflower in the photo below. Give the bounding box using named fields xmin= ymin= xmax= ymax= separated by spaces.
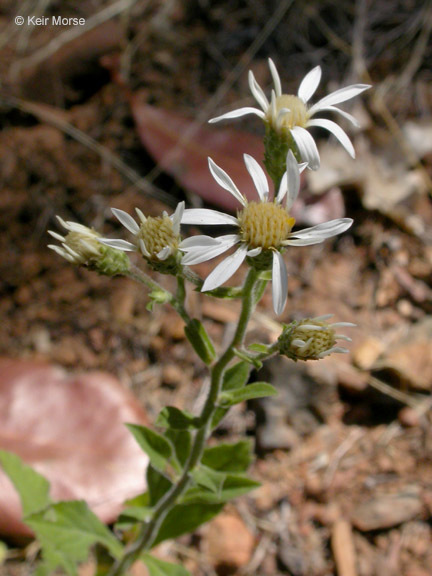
xmin=99 ymin=202 xmax=184 ymax=273
xmin=278 ymin=315 xmax=355 ymax=360
xmin=48 ymin=216 xmax=129 ymax=276
xmin=209 ymin=59 xmax=370 ymax=170
xmin=180 ymin=152 xmax=352 ymax=315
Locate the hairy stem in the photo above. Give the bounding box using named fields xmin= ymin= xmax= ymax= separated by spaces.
xmin=107 ymin=267 xmax=260 ymax=576
xmin=126 ymin=264 xmax=190 ymax=323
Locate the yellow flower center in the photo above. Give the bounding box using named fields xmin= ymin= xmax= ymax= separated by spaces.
xmin=238 ymin=201 xmax=295 ymax=249
xmin=268 ymin=94 xmax=309 ymax=130
xmin=138 ymin=215 xmax=178 ymax=259
xmin=292 ymin=320 xmax=336 ymax=359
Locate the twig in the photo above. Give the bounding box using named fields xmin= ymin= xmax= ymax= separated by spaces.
xmin=324 ymin=428 xmax=364 ymax=488
xmin=368 ymin=376 xmax=421 ymax=408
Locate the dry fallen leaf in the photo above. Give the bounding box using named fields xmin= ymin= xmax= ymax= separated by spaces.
xmin=130 ymin=96 xmax=265 ymax=211
xmin=0 ymin=358 xmax=148 ymax=538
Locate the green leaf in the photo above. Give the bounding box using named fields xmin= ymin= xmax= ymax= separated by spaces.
xmin=212 ymin=362 xmax=252 ymax=428
xmin=248 ymin=343 xmax=270 ymax=353
xmin=26 ymin=501 xmax=123 ymax=576
xmin=153 ymin=503 xmax=223 ymax=546
xmin=184 ymin=319 xmax=216 ymax=365
xmin=191 ymin=466 xmax=226 ymax=495
xmin=118 ymin=505 xmax=153 ymax=524
xmin=222 ymin=362 xmax=250 ymax=392
xmin=143 ymin=554 xmax=191 ymax=576
xmin=164 ymin=429 xmax=192 ymax=468
xmin=259 ymin=270 xmax=272 ymax=281
xmin=232 ymin=348 xmax=263 ymax=369
xmin=219 ymin=382 xmax=277 ymax=406
xmin=156 ymin=407 xmax=199 ymax=430
xmin=181 ymin=474 xmax=260 ymax=505
xmin=116 ymin=492 xmax=152 ymax=530
xmin=147 ymin=465 xmax=173 ymax=506
xmin=202 ymin=440 xmax=253 ymax=473
xmin=0 ymin=450 xmax=51 ymax=517
xmin=126 ymin=424 xmax=172 ymax=472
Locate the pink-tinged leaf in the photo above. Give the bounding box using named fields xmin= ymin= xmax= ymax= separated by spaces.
xmin=0 ymin=358 xmax=149 ymax=539
xmin=130 ymin=95 xmax=265 ymax=212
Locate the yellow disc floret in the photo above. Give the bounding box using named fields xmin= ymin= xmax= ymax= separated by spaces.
xmin=238 ymin=201 xmax=295 ymax=250
xmin=138 ymin=215 xmax=178 ymax=260
xmin=268 ymin=94 xmax=309 ymax=131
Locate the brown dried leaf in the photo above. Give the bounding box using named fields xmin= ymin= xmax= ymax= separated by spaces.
xmin=0 ymin=358 xmax=148 ymax=538
xmin=130 ymin=96 xmax=265 ymax=211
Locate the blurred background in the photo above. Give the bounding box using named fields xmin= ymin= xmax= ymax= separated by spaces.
xmin=1 ymin=1 xmax=432 ymax=575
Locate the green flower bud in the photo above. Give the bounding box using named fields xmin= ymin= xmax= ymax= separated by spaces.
xmin=278 ymin=315 xmax=355 ymax=361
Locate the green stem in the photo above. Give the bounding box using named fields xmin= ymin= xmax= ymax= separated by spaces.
xmin=106 ymin=267 xmax=260 ymax=576
xmin=126 ymin=264 xmax=190 ymax=324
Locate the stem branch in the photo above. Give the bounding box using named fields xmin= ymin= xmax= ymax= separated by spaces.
xmin=107 ymin=267 xmax=260 ymax=575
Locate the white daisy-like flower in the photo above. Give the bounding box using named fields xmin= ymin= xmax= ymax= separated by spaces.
xmin=99 ymin=202 xmax=185 ymax=263
xmin=278 ymin=314 xmax=356 ymax=360
xmin=48 ymin=216 xmax=103 ymax=265
xmin=180 ymin=152 xmax=353 ymax=315
xmin=209 ymin=59 xmax=370 ymax=169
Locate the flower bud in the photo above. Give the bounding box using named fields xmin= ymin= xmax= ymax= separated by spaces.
xmin=48 ymin=216 xmax=129 ymax=276
xmin=278 ymin=315 xmax=355 ymax=361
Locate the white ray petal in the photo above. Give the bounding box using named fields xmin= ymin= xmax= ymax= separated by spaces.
xmin=98 ymin=238 xmax=137 ymax=251
xmin=246 ymin=247 xmax=262 ymax=257
xmin=292 ymin=339 xmax=306 ymax=347
xmin=171 ymin=201 xmax=185 ymax=235
xmin=202 ymin=245 xmax=248 ymax=291
xmin=180 ymin=235 xmax=221 ymax=249
xmin=157 ymin=246 xmax=171 ymax=261
xmin=272 ymin=251 xmax=288 ymax=315
xmin=335 ymin=335 xmax=352 ymax=342
xmin=313 ymin=314 xmax=334 ymax=321
xmin=331 ymin=321 xmax=357 ymax=327
xmin=285 ymin=150 xmax=301 ymax=209
xmin=297 ymin=66 xmax=322 ymax=103
xmin=208 ymin=107 xmax=266 ymax=123
xmin=135 ymin=208 xmax=146 ymax=223
xmin=181 ymin=208 xmax=238 ymax=226
xmin=307 ymin=118 xmax=355 ymax=158
xmin=111 ymin=208 xmax=140 ymax=235
xmin=291 ymin=126 xmax=320 ymax=170
xmin=268 ymin=58 xmax=282 ymax=97
xmin=276 ymin=108 xmax=291 ymax=132
xmin=284 ymin=218 xmax=353 ymax=245
xmin=309 ymin=84 xmax=371 ymax=114
xmin=48 ymin=245 xmax=71 ymax=260
xmin=139 ymin=239 xmax=150 ymax=258
xmin=248 ymin=70 xmax=269 ymax=112
xmin=243 ymin=154 xmax=269 ymax=201
xmin=181 ymin=235 xmax=239 ymax=265
xmin=318 ymin=346 xmax=349 ymax=358
xmin=270 ymin=90 xmax=277 ymax=119
xmin=312 ymin=105 xmax=360 ymax=126
xmin=276 ymin=172 xmax=288 ymax=204
xmin=48 ymin=230 xmax=66 ymax=242
xmin=55 ymin=215 xmax=69 ymax=229
xmin=208 ymin=158 xmax=247 ymax=206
